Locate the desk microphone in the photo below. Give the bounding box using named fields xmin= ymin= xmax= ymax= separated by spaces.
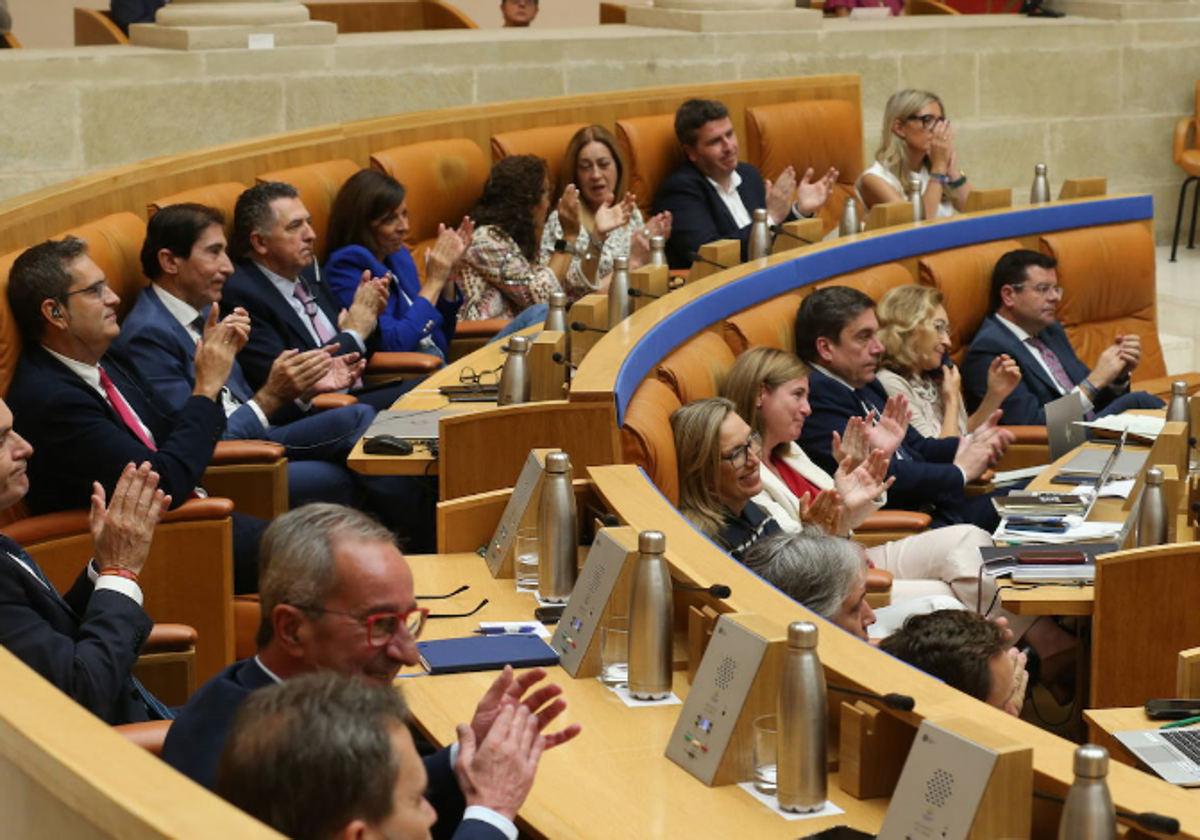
xmin=827 ymin=683 xmax=916 ymax=712
xmin=551 ymin=352 xmax=577 ymax=370
xmin=673 ymin=582 xmax=733 ymax=599
xmin=627 ymin=287 xmax=663 ymax=300
xmin=686 ymin=252 xmax=730 ymax=272
xmin=1032 ymin=792 xmax=1179 ymax=835
xmin=770 ymin=224 xmax=816 ymax=245
xmin=570 ymin=321 xmax=609 ymax=335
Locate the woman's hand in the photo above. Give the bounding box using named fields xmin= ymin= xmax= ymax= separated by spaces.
xmin=929 ymin=120 xmax=952 ymax=174
xmin=833 ymin=449 xmax=895 ymax=527
xmin=593 ymin=193 xmax=632 ymax=240
xmin=557 ymin=185 xmax=582 ymax=240
xmin=940 ymin=361 xmax=962 ymax=404
xmin=986 ymin=354 xmax=1022 ymax=400
xmin=799 ymin=488 xmax=844 ymax=536
xmin=629 ymin=208 xmax=672 ymax=269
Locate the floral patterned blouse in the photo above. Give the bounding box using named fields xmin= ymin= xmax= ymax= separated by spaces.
xmin=457 ymin=224 xmax=564 ymax=320
xmin=538 ymin=207 xmax=645 ymax=304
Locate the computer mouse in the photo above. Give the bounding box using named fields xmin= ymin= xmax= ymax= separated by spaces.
xmin=363 ymin=435 xmax=414 ymax=456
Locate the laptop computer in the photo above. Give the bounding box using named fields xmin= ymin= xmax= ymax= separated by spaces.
xmin=1113 ymin=728 xmax=1200 ymax=786
xmin=1046 ymin=392 xmax=1087 ymax=461
xmin=364 ymin=408 xmax=468 ymax=441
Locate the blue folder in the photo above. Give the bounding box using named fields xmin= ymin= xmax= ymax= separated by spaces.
xmin=417 ymin=634 xmax=560 ymax=674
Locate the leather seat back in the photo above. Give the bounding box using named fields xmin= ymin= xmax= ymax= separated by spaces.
xmin=655 ymin=329 xmax=737 ymax=405
xmin=918 ymin=238 xmax=1023 ymax=362
xmin=1041 ymin=222 xmax=1163 ymax=378
xmin=257 ymin=159 xmax=360 ymax=266
xmin=621 ymin=376 xmax=683 ymax=505
xmin=724 ymin=292 xmax=803 ymax=355
xmin=147 ymin=182 xmax=248 ymax=241
xmin=371 ymin=139 xmax=489 ymax=275
xmin=616 ymin=113 xmax=683 ymax=219
xmin=745 ymin=100 xmax=864 ymax=235
xmin=815 ymin=261 xmax=915 ymax=303
xmin=490 ymin=123 xmax=587 ymax=192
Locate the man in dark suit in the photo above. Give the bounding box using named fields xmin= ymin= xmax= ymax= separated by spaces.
xmin=0 ymin=397 xmax=171 ymax=725
xmin=796 ymin=286 xmax=1011 ymax=529
xmin=163 ymin=503 xmax=580 ymax=840
xmin=962 ymin=249 xmax=1163 ymax=425
xmin=652 ymin=98 xmax=838 ymax=269
xmin=5 ymin=236 xmax=265 ymax=593
xmin=221 ymin=181 xmax=413 ymax=412
xmin=114 ymin=203 xmax=373 ymax=509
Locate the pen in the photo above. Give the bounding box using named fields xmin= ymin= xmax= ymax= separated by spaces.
xmin=1160 ymin=714 xmax=1200 ymax=729
xmin=473 ymin=626 xmax=537 ymax=635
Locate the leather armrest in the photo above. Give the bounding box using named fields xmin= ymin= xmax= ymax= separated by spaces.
xmin=866 ymin=568 xmax=893 ymax=593
xmin=366 ymin=352 xmax=443 ymax=375
xmin=146 ymin=623 xmax=197 ymax=652
xmin=1006 ymin=425 xmax=1048 ymax=445
xmin=454 ymin=318 xmax=510 ymax=339
xmin=856 ymin=510 xmax=932 ymax=531
xmin=313 ymin=393 xmax=358 ymax=411
xmin=1175 ymin=116 xmax=1197 ymax=164
xmin=211 ymin=440 xmax=285 ymax=464
xmin=4 ymin=498 xmax=233 ymax=546
xmin=116 ymin=720 xmax=172 ymax=756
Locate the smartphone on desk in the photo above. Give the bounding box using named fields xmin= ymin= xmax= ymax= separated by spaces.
xmin=1145 ymin=699 xmax=1200 ymax=720
xmin=1016 ymin=550 xmax=1088 ymax=564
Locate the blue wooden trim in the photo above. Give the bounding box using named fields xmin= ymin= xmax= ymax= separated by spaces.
xmin=614 ymin=195 xmax=1153 ymax=423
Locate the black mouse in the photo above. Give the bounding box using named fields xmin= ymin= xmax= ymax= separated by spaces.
xmin=363 ymin=435 xmax=414 ymax=456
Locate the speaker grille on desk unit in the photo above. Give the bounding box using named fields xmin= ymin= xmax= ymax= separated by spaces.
xmin=715 ymin=656 xmax=737 ymax=691
xmin=925 ymin=768 xmax=954 ymax=808
xmin=584 ymin=566 xmax=603 ymax=599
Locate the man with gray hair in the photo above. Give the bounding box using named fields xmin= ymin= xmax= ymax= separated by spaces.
xmin=164 ymin=503 xmax=579 ymax=840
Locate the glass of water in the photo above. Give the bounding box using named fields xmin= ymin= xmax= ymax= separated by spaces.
xmin=753 ymin=714 xmax=777 ymax=795
xmin=515 ymin=528 xmax=539 ymax=590
xmin=600 ymin=615 xmax=629 ymax=688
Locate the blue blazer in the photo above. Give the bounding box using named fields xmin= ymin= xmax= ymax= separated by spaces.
xmin=220 ymin=260 xmax=380 ymax=392
xmin=325 ymin=245 xmax=460 ymax=357
xmin=653 ymin=161 xmax=792 ymax=269
xmin=0 ymin=534 xmax=154 ymax=725
xmin=799 ymin=367 xmax=965 ymax=512
xmin=163 ymin=657 xmax=504 ymax=840
xmin=8 ymin=345 xmax=225 ymax=513
xmin=962 ymin=314 xmax=1114 ymax=425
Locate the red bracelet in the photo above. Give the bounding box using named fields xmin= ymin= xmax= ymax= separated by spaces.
xmin=98 ymin=567 xmax=139 ymax=583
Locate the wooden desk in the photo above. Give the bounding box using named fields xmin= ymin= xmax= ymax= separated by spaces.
xmin=1085 ymin=706 xmax=1200 ymax=801
xmin=402 ymin=552 xmax=889 ymax=839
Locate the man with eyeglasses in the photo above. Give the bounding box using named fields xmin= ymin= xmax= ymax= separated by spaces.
xmin=500 ymin=0 xmax=538 ymax=27
xmin=963 ymin=249 xmax=1163 ymax=425
xmin=163 ymin=503 xmax=579 ymax=840
xmin=5 ymin=236 xmax=267 ymax=594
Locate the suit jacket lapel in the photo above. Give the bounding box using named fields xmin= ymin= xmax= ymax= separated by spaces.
xmin=990 ymin=316 xmax=1060 ymax=398
xmin=0 ymin=535 xmax=79 ymax=620
xmin=245 ymin=261 xmax=320 ymax=351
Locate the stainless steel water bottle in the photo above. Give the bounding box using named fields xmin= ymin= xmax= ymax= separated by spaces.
xmin=537 ymin=452 xmax=577 ymax=602
xmin=1031 ymin=163 xmax=1051 ymax=204
xmin=1167 ymin=380 xmax=1190 ymax=429
xmin=1057 ymin=745 xmax=1117 ymax=840
xmin=777 ymin=621 xmax=827 ymax=813
xmin=544 ymin=291 xmax=567 ymax=333
xmin=1137 ymin=467 xmax=1167 ymax=547
xmin=608 ymin=255 xmax=631 ymax=328
xmin=838 ymin=196 xmax=860 ymax=237
xmin=748 ymin=208 xmax=772 ymax=260
xmin=496 ymin=335 xmax=530 ymax=406
xmin=627 ymin=530 xmax=672 ymax=700
xmin=906 ymin=175 xmax=924 ymax=222
xmin=649 ymin=235 xmax=667 ymax=267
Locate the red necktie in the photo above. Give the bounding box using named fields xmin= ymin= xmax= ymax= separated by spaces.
xmin=98 ymin=365 xmax=157 ymax=451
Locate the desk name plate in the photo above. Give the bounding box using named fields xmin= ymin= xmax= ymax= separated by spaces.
xmin=485 ymin=448 xmax=558 ymax=578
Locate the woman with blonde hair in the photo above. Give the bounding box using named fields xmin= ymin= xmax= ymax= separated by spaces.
xmin=537 ymin=125 xmax=672 ymax=299
xmin=857 ymin=90 xmax=971 ymax=220
xmin=876 ymin=285 xmax=1021 ymax=439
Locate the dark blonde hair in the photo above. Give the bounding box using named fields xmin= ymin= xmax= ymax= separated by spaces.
xmin=671 ymin=398 xmax=737 ymax=542
xmin=723 ymin=347 xmax=810 ymax=458
xmin=877 ymin=285 xmax=943 ymax=378
xmin=559 ymin=125 xmax=628 ymax=210
xmin=875 ymin=89 xmax=946 ymax=186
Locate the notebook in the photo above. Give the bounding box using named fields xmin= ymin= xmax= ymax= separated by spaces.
xmin=417 ymin=634 xmax=560 ymax=675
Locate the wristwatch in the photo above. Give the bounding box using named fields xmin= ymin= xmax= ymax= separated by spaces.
xmin=553 ymin=238 xmax=577 ymax=255
xmin=948 ymin=171 xmax=968 ymax=190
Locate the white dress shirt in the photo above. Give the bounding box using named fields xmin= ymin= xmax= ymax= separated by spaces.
xmin=44 ymin=345 xmax=158 ymax=446
xmin=4 ymin=544 xmax=142 ymax=605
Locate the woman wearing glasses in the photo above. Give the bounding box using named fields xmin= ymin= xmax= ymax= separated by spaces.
xmin=876 ymin=285 xmax=1022 ymax=439
xmin=857 ymin=90 xmax=971 ymax=221
xmin=325 ymin=169 xmax=472 ymax=360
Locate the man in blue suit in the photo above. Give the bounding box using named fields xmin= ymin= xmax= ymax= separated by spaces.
xmin=163 ymin=504 xmax=580 ymax=840
xmin=115 ymin=203 xmax=373 ymax=509
xmin=796 ymin=286 xmax=1011 ymax=530
xmin=962 ymin=249 xmax=1163 ymax=425
xmin=652 ymin=98 xmax=837 ymax=269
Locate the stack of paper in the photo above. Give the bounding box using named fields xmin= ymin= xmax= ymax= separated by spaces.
xmin=1076 ymin=415 xmax=1166 ymax=440
xmin=994 ymin=517 xmax=1124 ymax=545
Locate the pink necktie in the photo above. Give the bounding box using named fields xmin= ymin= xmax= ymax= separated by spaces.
xmin=293 ymin=282 xmax=336 ymax=345
xmin=1025 ymin=336 xmax=1075 ymax=393
xmin=98 ymin=365 xmax=156 ymax=451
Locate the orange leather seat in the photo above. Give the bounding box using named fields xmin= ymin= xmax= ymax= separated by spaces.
xmin=724 ymin=292 xmax=803 ymax=356
xmin=147 ymin=182 xmax=248 ymax=241
xmin=655 ymin=330 xmax=737 ymax=405
xmin=616 ymin=113 xmax=683 ymax=220
xmin=258 ymin=159 xmax=360 ymax=265
xmin=814 ymin=261 xmax=915 ymax=305
xmin=490 ymin=123 xmax=587 ymax=191
xmin=918 ymin=238 xmax=1024 ymax=363
xmin=744 ymin=99 xmax=864 ymax=236
xmin=621 ymin=377 xmax=683 ymax=505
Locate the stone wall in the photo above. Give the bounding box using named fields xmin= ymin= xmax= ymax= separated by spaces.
xmin=0 ymin=15 xmax=1198 ymax=240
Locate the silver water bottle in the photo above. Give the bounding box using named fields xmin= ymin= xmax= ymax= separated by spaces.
xmin=537 ymin=452 xmax=577 ymax=602
xmin=838 ymin=196 xmax=860 ymax=237
xmin=608 ymin=255 xmax=631 ymax=328
xmin=1137 ymin=467 xmax=1167 ymax=547
xmin=1057 ymin=745 xmax=1117 ymax=840
xmin=649 ymin=235 xmax=667 ymax=267
xmin=544 ymin=291 xmax=568 ymax=333
xmin=627 ymin=530 xmax=673 ymax=700
xmin=1167 ymin=380 xmax=1190 ymax=429
xmin=906 ymin=175 xmax=924 ymax=222
xmin=777 ymin=621 xmax=827 ymax=813
xmin=748 ymin=208 xmax=772 ymax=260
xmin=496 ymin=335 xmax=530 ymax=406
xmin=1031 ymin=163 xmax=1051 ymax=204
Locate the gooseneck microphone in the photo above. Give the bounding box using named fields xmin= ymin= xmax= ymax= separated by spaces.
xmin=628 ymin=287 xmax=663 ymax=300
xmin=686 ymin=252 xmax=729 ymax=272
xmin=673 ymin=582 xmax=733 ymax=599
xmin=570 ymin=321 xmax=609 ymax=335
xmin=827 ymin=682 xmax=916 ymax=712
xmin=1032 ymin=792 xmax=1179 ymax=835
xmin=770 ymin=224 xmax=816 ymax=245
xmin=550 ymin=352 xmax=577 ymax=369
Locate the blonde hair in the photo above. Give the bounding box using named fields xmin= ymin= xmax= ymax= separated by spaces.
xmin=877 ymin=284 xmax=943 ymax=378
xmin=671 ymin=398 xmax=737 ymax=542
xmin=875 ymin=90 xmax=945 ymax=187
xmin=723 ymin=347 xmax=810 ymax=458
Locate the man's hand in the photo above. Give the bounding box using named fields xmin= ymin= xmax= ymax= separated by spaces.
xmin=1088 ymin=343 xmax=1127 ymax=391
xmin=338 ymin=271 xmax=389 ymax=336
xmin=764 ymin=165 xmax=798 ymax=226
xmin=90 ymin=462 xmax=171 ymax=577
xmin=863 ymin=393 xmax=910 ymax=459
xmin=972 ymin=410 xmax=1015 ymax=459
xmin=799 ymin=488 xmax=844 ymax=536
xmin=986 ymin=354 xmax=1022 ymax=401
xmin=192 ymin=305 xmax=248 ymax=401
xmin=455 ymin=704 xmax=543 ymax=821
xmin=832 ymin=415 xmax=870 ymax=471
xmin=795 ymin=166 xmax=839 ymax=218
xmin=469 ymin=665 xmax=582 ymax=752
xmin=952 ymin=412 xmax=1012 ymax=482
xmin=308 ymin=346 xmax=365 ymax=396
xmin=1115 ymin=334 xmax=1142 ymax=377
